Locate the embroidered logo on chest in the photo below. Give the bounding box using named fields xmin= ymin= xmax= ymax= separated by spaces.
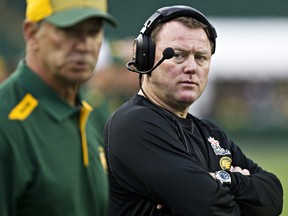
xmin=207 ymin=137 xmax=231 ymax=156
xmin=219 ymin=156 xmax=232 ymax=170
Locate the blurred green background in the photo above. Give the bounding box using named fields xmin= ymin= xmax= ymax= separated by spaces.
xmin=1 ymin=0 xmax=287 ymax=215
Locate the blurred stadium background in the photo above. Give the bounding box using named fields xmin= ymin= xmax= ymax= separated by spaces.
xmin=1 ymin=0 xmax=287 ymax=215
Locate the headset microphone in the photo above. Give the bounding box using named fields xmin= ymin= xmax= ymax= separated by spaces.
xmin=126 ymin=47 xmax=175 ymax=74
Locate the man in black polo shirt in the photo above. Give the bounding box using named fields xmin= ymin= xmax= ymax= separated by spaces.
xmin=104 ymin=5 xmax=283 ymax=215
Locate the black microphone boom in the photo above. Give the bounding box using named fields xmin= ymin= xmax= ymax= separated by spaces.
xmin=126 ymin=47 xmax=175 ymax=74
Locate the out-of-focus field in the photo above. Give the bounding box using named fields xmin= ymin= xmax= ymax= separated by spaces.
xmin=232 ymin=134 xmax=288 ymax=216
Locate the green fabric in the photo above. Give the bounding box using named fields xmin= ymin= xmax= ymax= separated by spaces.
xmin=0 ymin=60 xmax=108 ymax=216
xmin=46 ymin=8 xmax=117 ymax=27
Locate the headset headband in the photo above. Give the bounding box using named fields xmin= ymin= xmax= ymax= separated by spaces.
xmin=140 ymin=5 xmax=217 ymax=54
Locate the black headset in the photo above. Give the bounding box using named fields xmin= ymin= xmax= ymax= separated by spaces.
xmin=132 ymin=5 xmax=217 ymax=72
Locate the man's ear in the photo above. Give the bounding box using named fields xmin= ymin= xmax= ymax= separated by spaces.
xmin=22 ymin=20 xmax=39 ymax=42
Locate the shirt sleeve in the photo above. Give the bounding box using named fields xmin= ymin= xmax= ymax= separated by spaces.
xmin=203 ymin=119 xmax=283 ymax=216
xmin=228 ymin=140 xmax=283 ymax=216
xmin=0 ymin=128 xmax=32 ymax=216
xmin=106 ymin=107 xmax=241 ymax=215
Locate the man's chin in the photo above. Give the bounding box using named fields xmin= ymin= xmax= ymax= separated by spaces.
xmin=64 ymin=73 xmax=93 ymax=85
xmin=178 ymin=94 xmax=198 ymax=104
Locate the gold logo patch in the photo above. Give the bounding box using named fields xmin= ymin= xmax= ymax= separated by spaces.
xmin=219 ymin=156 xmax=232 ymax=170
xmin=8 ymin=93 xmax=38 ymax=121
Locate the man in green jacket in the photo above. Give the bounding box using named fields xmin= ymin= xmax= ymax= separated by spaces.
xmin=0 ymin=0 xmax=116 ymax=215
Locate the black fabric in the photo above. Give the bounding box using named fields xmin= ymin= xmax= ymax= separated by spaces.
xmin=104 ymin=95 xmax=283 ymax=216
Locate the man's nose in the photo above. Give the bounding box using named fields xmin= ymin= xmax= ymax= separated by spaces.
xmin=74 ymin=32 xmax=92 ymax=51
xmin=184 ymin=56 xmax=197 ymax=73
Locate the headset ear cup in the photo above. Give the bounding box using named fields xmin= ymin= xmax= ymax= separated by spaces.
xmin=135 ymin=34 xmax=155 ymax=71
xmin=147 ymin=36 xmax=155 ymax=71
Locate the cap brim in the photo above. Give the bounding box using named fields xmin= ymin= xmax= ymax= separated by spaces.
xmin=46 ymin=8 xmax=117 ymax=27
